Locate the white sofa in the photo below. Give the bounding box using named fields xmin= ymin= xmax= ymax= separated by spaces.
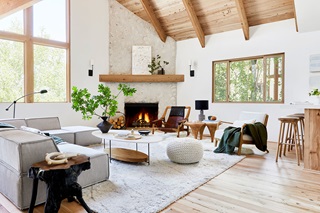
xmin=0 ymin=118 xmax=109 ymax=210
xmin=0 ymin=117 xmax=102 ymax=146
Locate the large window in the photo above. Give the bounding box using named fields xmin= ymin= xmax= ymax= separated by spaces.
xmin=0 ymin=0 xmax=69 ymax=103
xmin=213 ymin=53 xmax=284 ymax=103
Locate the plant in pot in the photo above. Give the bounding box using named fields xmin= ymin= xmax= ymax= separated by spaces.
xmin=71 ymin=83 xmax=137 ymax=133
xmin=309 ymin=88 xmax=320 ymax=105
xmin=148 ymin=54 xmax=169 ymax=75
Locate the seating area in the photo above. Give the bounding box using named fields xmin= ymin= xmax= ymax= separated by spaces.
xmin=1 ymin=0 xmax=320 ymax=212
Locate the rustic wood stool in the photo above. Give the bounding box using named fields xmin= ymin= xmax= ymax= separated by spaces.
xmin=287 ymin=113 xmax=305 ymax=159
xmin=276 ymin=117 xmax=301 ymax=166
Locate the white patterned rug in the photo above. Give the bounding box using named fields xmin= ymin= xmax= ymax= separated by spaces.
xmin=84 ymin=134 xmax=245 ymax=213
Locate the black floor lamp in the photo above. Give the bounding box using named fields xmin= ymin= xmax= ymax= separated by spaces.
xmin=5 ymin=90 xmax=48 ymax=118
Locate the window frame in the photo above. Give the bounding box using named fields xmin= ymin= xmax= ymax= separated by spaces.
xmin=0 ymin=0 xmax=70 ymax=103
xmin=212 ymin=53 xmax=285 ymax=104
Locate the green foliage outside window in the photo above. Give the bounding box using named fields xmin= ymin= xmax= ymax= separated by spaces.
xmin=213 ymin=54 xmax=284 ymax=103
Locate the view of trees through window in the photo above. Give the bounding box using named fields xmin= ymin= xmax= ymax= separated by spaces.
xmin=213 ymin=53 xmax=284 ymax=103
xmin=0 ymin=0 xmax=69 ymax=103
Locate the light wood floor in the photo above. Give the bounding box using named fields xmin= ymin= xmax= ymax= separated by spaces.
xmin=1 ymin=141 xmax=319 ymax=213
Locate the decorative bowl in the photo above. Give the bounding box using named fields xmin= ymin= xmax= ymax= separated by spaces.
xmin=138 ymin=130 xmax=151 ymax=136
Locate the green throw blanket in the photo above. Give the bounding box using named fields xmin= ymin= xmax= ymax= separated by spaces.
xmin=214 ymin=122 xmax=268 ymax=154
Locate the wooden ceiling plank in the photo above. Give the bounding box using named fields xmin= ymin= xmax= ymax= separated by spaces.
xmin=182 ymin=0 xmax=205 ymax=48
xmin=0 ymin=0 xmax=41 ymax=19
xmin=139 ymin=0 xmax=167 ymax=42
xmin=234 ymin=0 xmax=249 ymax=40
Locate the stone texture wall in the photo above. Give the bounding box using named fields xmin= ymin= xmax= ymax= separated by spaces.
xmin=109 ymin=0 xmax=178 ymax=116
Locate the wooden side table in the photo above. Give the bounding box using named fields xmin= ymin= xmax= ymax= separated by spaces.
xmin=184 ymin=122 xmax=206 ymax=140
xmin=185 ymin=121 xmax=220 ymax=142
xmin=204 ymin=121 xmax=220 ymax=142
xmin=28 ymin=155 xmax=95 ymax=213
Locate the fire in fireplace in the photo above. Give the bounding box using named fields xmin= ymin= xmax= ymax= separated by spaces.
xmin=125 ymin=103 xmax=158 ymax=128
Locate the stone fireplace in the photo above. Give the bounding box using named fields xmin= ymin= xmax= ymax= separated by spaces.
xmin=125 ymin=103 xmax=158 ymax=128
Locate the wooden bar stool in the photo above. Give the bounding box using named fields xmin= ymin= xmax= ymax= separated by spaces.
xmin=276 ymin=116 xmax=301 ymax=166
xmin=287 ymin=113 xmax=305 ymax=160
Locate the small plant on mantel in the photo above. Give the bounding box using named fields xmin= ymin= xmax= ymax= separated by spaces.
xmin=148 ymin=55 xmax=169 ymax=74
xmin=309 ymin=88 xmax=320 ymax=96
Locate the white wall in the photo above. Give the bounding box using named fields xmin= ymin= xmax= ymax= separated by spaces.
xmin=176 ymin=19 xmax=320 ymax=142
xmin=0 ymin=0 xmax=109 ymax=127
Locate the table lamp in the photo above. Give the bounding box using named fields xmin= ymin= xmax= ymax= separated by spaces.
xmin=195 ymin=100 xmax=208 ymax=121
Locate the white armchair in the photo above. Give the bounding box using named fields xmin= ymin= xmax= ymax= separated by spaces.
xmin=214 ymin=111 xmax=269 ymax=155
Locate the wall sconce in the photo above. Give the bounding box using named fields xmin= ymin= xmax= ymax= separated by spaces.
xmin=88 ymin=59 xmax=94 ymax=76
xmin=189 ymin=60 xmax=194 ymax=77
xmin=195 ymin=100 xmax=208 ymax=121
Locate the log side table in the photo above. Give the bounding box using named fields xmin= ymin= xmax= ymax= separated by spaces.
xmin=185 ymin=121 xmax=220 ymax=142
xmin=28 ymin=155 xmax=95 ymax=213
xmin=184 ymin=122 xmax=206 ymax=140
xmin=203 ymin=121 xmax=220 ymax=143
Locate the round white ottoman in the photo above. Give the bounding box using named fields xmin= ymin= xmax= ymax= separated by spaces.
xmin=166 ymin=138 xmax=203 ymax=164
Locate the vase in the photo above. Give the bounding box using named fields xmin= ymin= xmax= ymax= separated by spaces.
xmin=158 ymin=68 xmax=165 ymax=75
xmin=97 ymin=116 xmax=113 ymax=133
xmin=310 ymin=96 xmax=320 ymax=105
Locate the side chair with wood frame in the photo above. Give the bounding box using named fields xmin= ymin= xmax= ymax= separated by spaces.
xmin=214 ymin=111 xmax=269 ymax=155
xmin=151 ymin=106 xmax=191 ymax=137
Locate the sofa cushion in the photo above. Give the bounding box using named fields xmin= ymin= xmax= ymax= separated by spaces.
xmin=57 ymin=142 xmax=109 ymax=187
xmin=0 ymin=118 xmax=27 ymax=128
xmin=0 ymin=122 xmax=15 ymax=128
xmin=62 ymin=126 xmax=101 ymax=146
xmin=44 ymin=129 xmax=75 ymax=144
xmin=26 ymin=117 xmax=61 ymax=131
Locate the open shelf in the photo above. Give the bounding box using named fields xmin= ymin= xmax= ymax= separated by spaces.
xmin=99 ymin=74 xmax=184 ymax=83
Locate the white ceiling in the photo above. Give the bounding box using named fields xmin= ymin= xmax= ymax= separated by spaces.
xmin=295 ymin=0 xmax=320 ymax=32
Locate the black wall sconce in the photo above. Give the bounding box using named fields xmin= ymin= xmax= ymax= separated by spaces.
xmin=189 ymin=60 xmax=194 ymax=77
xmin=88 ymin=59 xmax=94 ymax=76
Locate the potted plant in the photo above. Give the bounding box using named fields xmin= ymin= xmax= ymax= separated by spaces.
xmin=309 ymin=88 xmax=320 ymax=105
xmin=71 ymin=83 xmax=137 ymax=133
xmin=148 ymin=54 xmax=169 ymax=75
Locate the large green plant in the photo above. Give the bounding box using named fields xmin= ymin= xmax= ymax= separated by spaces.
xmin=71 ymin=83 xmax=136 ymax=120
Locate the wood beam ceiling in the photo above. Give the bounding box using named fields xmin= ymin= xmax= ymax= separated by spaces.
xmin=234 ymin=0 xmax=249 ymax=40
xmin=139 ymin=0 xmax=167 ymax=42
xmin=182 ymin=0 xmax=205 ymax=48
xmin=0 ymin=0 xmax=41 ymax=19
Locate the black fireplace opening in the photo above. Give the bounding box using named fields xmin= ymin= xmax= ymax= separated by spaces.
xmin=125 ymin=103 xmax=158 ymax=128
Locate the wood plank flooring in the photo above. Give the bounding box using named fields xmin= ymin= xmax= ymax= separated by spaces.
xmin=0 ymin=141 xmax=319 ymax=213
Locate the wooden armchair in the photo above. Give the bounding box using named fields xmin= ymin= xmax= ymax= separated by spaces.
xmin=151 ymin=106 xmax=191 ymax=137
xmin=214 ymin=111 xmax=269 ymax=155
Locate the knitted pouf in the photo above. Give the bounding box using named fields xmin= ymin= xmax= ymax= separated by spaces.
xmin=166 ymin=138 xmax=203 ymax=164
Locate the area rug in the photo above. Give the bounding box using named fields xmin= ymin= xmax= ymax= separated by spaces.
xmin=83 ymin=134 xmax=245 ymax=213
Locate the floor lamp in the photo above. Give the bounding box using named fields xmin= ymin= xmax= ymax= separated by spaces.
xmin=5 ymin=90 xmax=48 ymax=118
xmin=195 ymin=100 xmax=208 ymax=121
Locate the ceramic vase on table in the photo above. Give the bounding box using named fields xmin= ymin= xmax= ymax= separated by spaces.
xmin=97 ymin=116 xmax=113 ymax=133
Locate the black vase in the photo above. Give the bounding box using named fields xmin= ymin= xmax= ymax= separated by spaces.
xmin=97 ymin=116 xmax=113 ymax=133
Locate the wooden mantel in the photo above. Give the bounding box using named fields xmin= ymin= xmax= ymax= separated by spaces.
xmin=99 ymin=74 xmax=184 ymax=83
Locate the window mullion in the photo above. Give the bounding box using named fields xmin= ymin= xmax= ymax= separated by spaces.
xmin=24 ymin=7 xmax=34 ymax=103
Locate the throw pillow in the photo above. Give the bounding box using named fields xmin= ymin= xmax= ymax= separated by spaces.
xmin=232 ymin=119 xmax=256 ymax=127
xmin=20 ymin=126 xmax=42 ymax=134
xmin=0 ymin=122 xmax=15 ymax=128
xmin=49 ymin=135 xmax=65 ymax=145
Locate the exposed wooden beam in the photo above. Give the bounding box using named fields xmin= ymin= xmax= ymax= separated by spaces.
xmin=234 ymin=0 xmax=249 ymax=40
xmin=0 ymin=0 xmax=41 ymax=19
xmin=139 ymin=0 xmax=167 ymax=42
xmin=293 ymin=1 xmax=299 ymax=32
xmin=182 ymin=0 xmax=205 ymax=48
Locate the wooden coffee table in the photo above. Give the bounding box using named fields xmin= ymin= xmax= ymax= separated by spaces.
xmin=92 ymin=130 xmax=162 ymax=165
